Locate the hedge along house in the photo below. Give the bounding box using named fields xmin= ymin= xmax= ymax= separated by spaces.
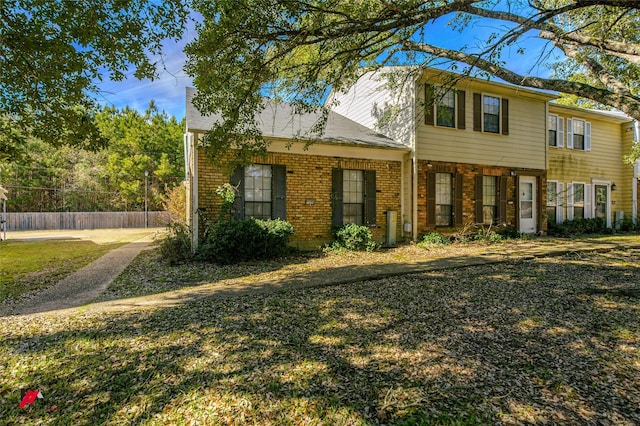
xmin=546 ymin=104 xmax=637 ymax=229
xmin=329 ymin=67 xmax=557 ymax=237
xmin=185 ymin=88 xmax=411 ymax=250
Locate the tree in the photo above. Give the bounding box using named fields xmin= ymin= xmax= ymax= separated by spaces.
xmin=185 ymin=0 xmax=640 ymax=161
xmin=0 ymin=0 xmax=188 ymax=160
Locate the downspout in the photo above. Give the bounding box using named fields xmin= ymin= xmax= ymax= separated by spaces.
xmin=183 ymin=131 xmax=198 ymax=253
xmin=633 ymin=121 xmax=640 ymax=225
xmin=411 ymin=78 xmax=419 ymax=241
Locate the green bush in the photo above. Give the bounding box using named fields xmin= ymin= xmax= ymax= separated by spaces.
xmin=548 ymin=217 xmax=609 ymax=237
xmin=198 ymin=218 xmax=294 ymax=264
xmin=326 ymin=223 xmax=380 ymax=252
xmin=497 ymin=227 xmax=521 ymax=239
xmin=159 ymin=222 xmax=193 ymax=265
xmin=417 ymin=232 xmax=450 ymax=247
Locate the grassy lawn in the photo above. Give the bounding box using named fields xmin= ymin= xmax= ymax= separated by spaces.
xmin=1 ymin=247 xmax=639 ymax=424
xmin=0 ymin=240 xmax=126 ymax=302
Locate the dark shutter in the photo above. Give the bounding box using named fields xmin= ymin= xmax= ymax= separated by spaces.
xmin=501 ymin=98 xmax=509 ymax=135
xmin=365 ymin=170 xmax=377 ymax=227
xmin=272 ymin=165 xmax=286 ymax=220
xmin=473 ymin=93 xmax=482 ymax=131
xmin=475 ymin=174 xmax=484 ymax=223
xmin=231 ymin=166 xmax=245 ymax=220
xmin=454 ymin=173 xmax=464 ymax=226
xmin=499 ymin=176 xmax=508 ymax=224
xmin=424 ymin=84 xmax=435 ymax=126
xmin=426 ymin=171 xmax=436 ymax=227
xmin=331 ymin=168 xmax=343 ymax=228
xmin=536 ymin=176 xmax=543 ymax=233
xmin=457 ymin=90 xmax=466 ymax=129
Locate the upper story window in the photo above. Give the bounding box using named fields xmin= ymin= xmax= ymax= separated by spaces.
xmin=548 ymin=114 xmax=564 ymax=147
xmin=473 ymin=93 xmax=509 ymax=135
xmin=483 ymin=96 xmax=500 ymax=133
xmin=424 ymin=84 xmax=466 ymax=129
xmin=436 ymin=89 xmax=456 ymax=128
xmin=567 ymin=118 xmax=591 ymax=151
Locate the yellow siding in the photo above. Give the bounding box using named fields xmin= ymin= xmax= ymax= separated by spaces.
xmin=620 ymin=122 xmax=636 ymax=218
xmin=415 ymin=82 xmax=548 ymax=170
xmin=548 ymin=106 xmax=632 ymax=222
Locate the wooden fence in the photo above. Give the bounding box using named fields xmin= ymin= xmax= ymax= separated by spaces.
xmin=4 ymin=211 xmax=170 ymax=231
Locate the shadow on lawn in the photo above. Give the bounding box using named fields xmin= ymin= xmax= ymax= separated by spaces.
xmin=2 ymin=253 xmax=640 ymax=424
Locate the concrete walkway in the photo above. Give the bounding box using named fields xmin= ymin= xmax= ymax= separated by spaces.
xmin=1 ymin=232 xmax=157 ymax=317
xmin=3 ymin=236 xmax=640 ymax=319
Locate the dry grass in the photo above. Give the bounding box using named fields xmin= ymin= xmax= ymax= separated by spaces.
xmin=1 ymin=241 xmax=639 ymax=425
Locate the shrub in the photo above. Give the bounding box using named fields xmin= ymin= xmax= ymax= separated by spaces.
xmin=159 ymin=222 xmax=193 ymax=265
xmin=326 ymin=223 xmax=380 ymax=252
xmin=198 ymin=218 xmax=294 ymax=264
xmin=497 ymin=227 xmax=521 ymax=239
xmin=417 ymin=232 xmax=450 ymax=247
xmin=162 ymin=184 xmax=187 ymax=224
xmin=548 ymin=217 xmax=608 ymax=237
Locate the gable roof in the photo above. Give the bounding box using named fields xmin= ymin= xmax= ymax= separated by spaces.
xmin=186 ymin=88 xmax=408 ymax=150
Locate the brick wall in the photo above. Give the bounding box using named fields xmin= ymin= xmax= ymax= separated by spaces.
xmin=197 ymin=151 xmax=403 ymax=248
xmin=416 ymin=160 xmax=546 ymax=235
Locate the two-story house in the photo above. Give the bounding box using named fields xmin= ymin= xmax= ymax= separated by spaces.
xmin=546 ymin=104 xmax=636 ymax=229
xmin=330 ymin=68 xmax=556 ymax=238
xmin=186 ymin=67 xmax=638 ymax=249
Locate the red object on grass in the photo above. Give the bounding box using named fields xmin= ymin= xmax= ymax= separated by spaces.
xmin=18 ymin=390 xmax=42 ymax=408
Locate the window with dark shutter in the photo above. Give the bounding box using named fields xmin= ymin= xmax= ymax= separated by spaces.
xmin=365 ymin=170 xmax=377 ymax=227
xmin=473 ymin=93 xmax=482 ymax=132
xmin=501 ymin=98 xmax=509 ymax=135
xmin=331 ymin=168 xmax=344 ymax=228
xmin=426 ymin=171 xmax=436 ymax=227
xmin=498 ymin=176 xmax=508 ymax=224
xmin=475 ymin=175 xmax=484 ymax=223
xmin=454 ymin=174 xmax=464 ymax=226
xmin=457 ymin=90 xmax=466 ymax=129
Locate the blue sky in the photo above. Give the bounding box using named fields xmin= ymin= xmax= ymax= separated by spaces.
xmin=94 ymin=24 xmax=197 ymax=120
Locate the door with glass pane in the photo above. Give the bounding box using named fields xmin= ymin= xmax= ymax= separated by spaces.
xmin=519 ymin=177 xmax=536 ymax=233
xmin=595 ymin=185 xmax=608 ymax=220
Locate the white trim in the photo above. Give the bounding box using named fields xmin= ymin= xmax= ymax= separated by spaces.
xmin=566 ymin=119 xmax=574 ymax=149
xmin=584 ymin=184 xmax=593 ymax=219
xmin=566 ymin=182 xmax=574 ymax=221
xmin=557 ymin=116 xmax=564 ymax=148
xmin=592 ymin=179 xmax=612 ymax=227
xmin=585 ymin=121 xmax=592 ymax=151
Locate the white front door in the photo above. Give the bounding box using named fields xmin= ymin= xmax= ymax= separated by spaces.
xmin=519 ymin=177 xmax=536 ymax=234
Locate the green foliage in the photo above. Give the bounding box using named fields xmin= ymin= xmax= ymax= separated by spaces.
xmin=2 ymin=102 xmax=184 ymax=212
xmin=417 ymin=232 xmax=450 ymax=247
xmin=215 ymin=183 xmax=238 ymax=222
xmin=497 ymin=227 xmax=521 ymax=239
xmin=326 ymin=223 xmax=380 ymax=252
xmin=159 ymin=222 xmax=193 ymax=266
xmin=0 ymin=0 xmax=188 ymax=156
xmin=548 ymin=217 xmax=611 ymax=237
xmin=198 ymin=219 xmax=295 ymax=264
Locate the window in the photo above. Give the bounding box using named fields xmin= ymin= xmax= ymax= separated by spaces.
xmin=573 ymin=119 xmax=585 ymax=150
xmin=482 ymin=176 xmax=497 ymax=225
xmin=424 ymin=85 xmax=465 ymax=129
xmin=473 ymin=93 xmax=508 ymax=134
xmin=568 ymin=182 xmax=585 ymax=219
xmin=244 ymin=165 xmax=272 ymax=220
xmin=343 ymin=170 xmax=364 ymax=225
xmin=483 ymin=96 xmax=500 ymax=133
xmin=546 ymin=181 xmax=562 ymax=225
xmin=436 ymin=89 xmax=456 ymax=128
xmin=332 ymin=169 xmax=376 ymax=227
xmin=567 ymin=118 xmax=591 ymax=151
xmin=231 ymin=164 xmax=286 ymax=221
xmin=548 ymin=116 xmax=557 ymax=146
xmin=548 ymin=115 xmax=564 ymax=147
xmin=435 ymin=173 xmax=453 ymax=226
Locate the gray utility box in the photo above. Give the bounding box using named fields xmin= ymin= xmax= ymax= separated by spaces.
xmin=386 ymin=211 xmax=397 ymax=246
